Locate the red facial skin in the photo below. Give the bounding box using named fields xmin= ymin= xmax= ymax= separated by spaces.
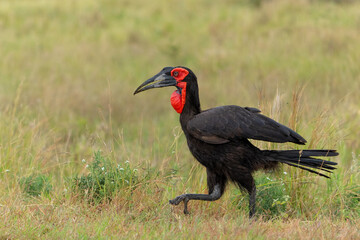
xmin=170 ymin=68 xmax=189 ymax=113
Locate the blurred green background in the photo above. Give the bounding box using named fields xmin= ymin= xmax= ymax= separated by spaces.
xmin=0 ymin=0 xmax=359 ymax=238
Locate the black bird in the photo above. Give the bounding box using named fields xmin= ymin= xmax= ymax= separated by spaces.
xmin=134 ymin=66 xmax=338 ymax=218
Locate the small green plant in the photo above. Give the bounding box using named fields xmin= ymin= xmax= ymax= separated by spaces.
xmin=19 ymin=174 xmax=52 ymax=197
xmin=256 ymin=174 xmax=290 ymax=218
xmin=232 ymin=173 xmax=290 ymax=218
xmin=71 ymin=151 xmax=138 ymax=203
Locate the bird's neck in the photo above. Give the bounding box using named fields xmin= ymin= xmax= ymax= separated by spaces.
xmin=179 ymin=81 xmax=201 ymax=124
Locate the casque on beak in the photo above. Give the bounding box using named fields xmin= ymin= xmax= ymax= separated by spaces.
xmin=134 ymin=67 xmax=177 ymax=95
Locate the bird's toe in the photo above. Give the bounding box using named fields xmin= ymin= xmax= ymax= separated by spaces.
xmin=169 ymin=195 xmax=185 ymax=205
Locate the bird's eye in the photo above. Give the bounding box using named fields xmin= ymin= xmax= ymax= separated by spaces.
xmin=173 ymin=71 xmax=179 ymax=77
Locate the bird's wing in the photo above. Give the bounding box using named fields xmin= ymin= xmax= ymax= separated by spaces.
xmin=186 ymin=105 xmax=307 ymax=145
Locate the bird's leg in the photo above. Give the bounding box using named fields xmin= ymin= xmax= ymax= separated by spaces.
xmin=169 ymin=184 xmax=222 ymax=214
xmin=248 ymin=184 xmax=256 ymax=218
xmin=235 ymin=172 xmax=256 ymax=218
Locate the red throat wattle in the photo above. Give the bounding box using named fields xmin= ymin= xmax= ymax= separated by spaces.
xmin=170 ymin=68 xmax=189 ymax=114
xmin=170 ymin=82 xmax=187 ymax=113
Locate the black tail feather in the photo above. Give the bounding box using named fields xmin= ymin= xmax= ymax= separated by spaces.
xmin=282 ymin=162 xmax=331 ymax=178
xmin=264 ymin=149 xmax=338 ymax=178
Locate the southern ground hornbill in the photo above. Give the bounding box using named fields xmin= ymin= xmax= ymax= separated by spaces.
xmin=134 ymin=66 xmax=338 ymax=218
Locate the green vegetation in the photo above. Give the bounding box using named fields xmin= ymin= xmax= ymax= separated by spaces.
xmin=19 ymin=174 xmax=52 ymax=197
xmin=71 ymin=151 xmax=139 ymax=203
xmin=0 ymin=0 xmax=359 ymax=239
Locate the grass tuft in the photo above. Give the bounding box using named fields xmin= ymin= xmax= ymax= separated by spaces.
xmin=255 ymin=175 xmax=291 ymax=218
xmin=19 ymin=174 xmax=52 ymax=197
xmin=71 ymin=151 xmax=138 ymax=203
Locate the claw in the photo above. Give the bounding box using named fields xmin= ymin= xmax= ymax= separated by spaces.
xmin=169 ymin=195 xmax=185 ymax=205
xmin=169 ymin=199 xmax=177 ymax=205
xmin=169 ymin=194 xmax=190 ymax=214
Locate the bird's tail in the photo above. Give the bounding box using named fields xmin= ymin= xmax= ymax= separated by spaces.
xmin=263 ymin=149 xmax=338 ymax=178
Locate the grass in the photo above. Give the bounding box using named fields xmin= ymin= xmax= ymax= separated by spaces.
xmin=19 ymin=173 xmax=52 ymax=197
xmin=0 ymin=0 xmax=359 ymax=239
xmin=71 ymin=151 xmax=139 ymax=203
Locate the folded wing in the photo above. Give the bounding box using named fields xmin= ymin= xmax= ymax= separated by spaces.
xmin=187 ymin=105 xmax=307 ymax=145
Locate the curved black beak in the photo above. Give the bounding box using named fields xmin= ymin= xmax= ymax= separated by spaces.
xmin=134 ymin=68 xmax=177 ymax=95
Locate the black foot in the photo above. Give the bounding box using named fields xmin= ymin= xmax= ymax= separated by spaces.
xmin=169 ymin=195 xmax=185 ymax=205
xmin=169 ymin=195 xmax=190 ymax=214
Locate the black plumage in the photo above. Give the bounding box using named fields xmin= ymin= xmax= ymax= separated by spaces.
xmin=134 ymin=66 xmax=338 ymax=218
xmin=187 ymin=105 xmax=307 ymax=145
